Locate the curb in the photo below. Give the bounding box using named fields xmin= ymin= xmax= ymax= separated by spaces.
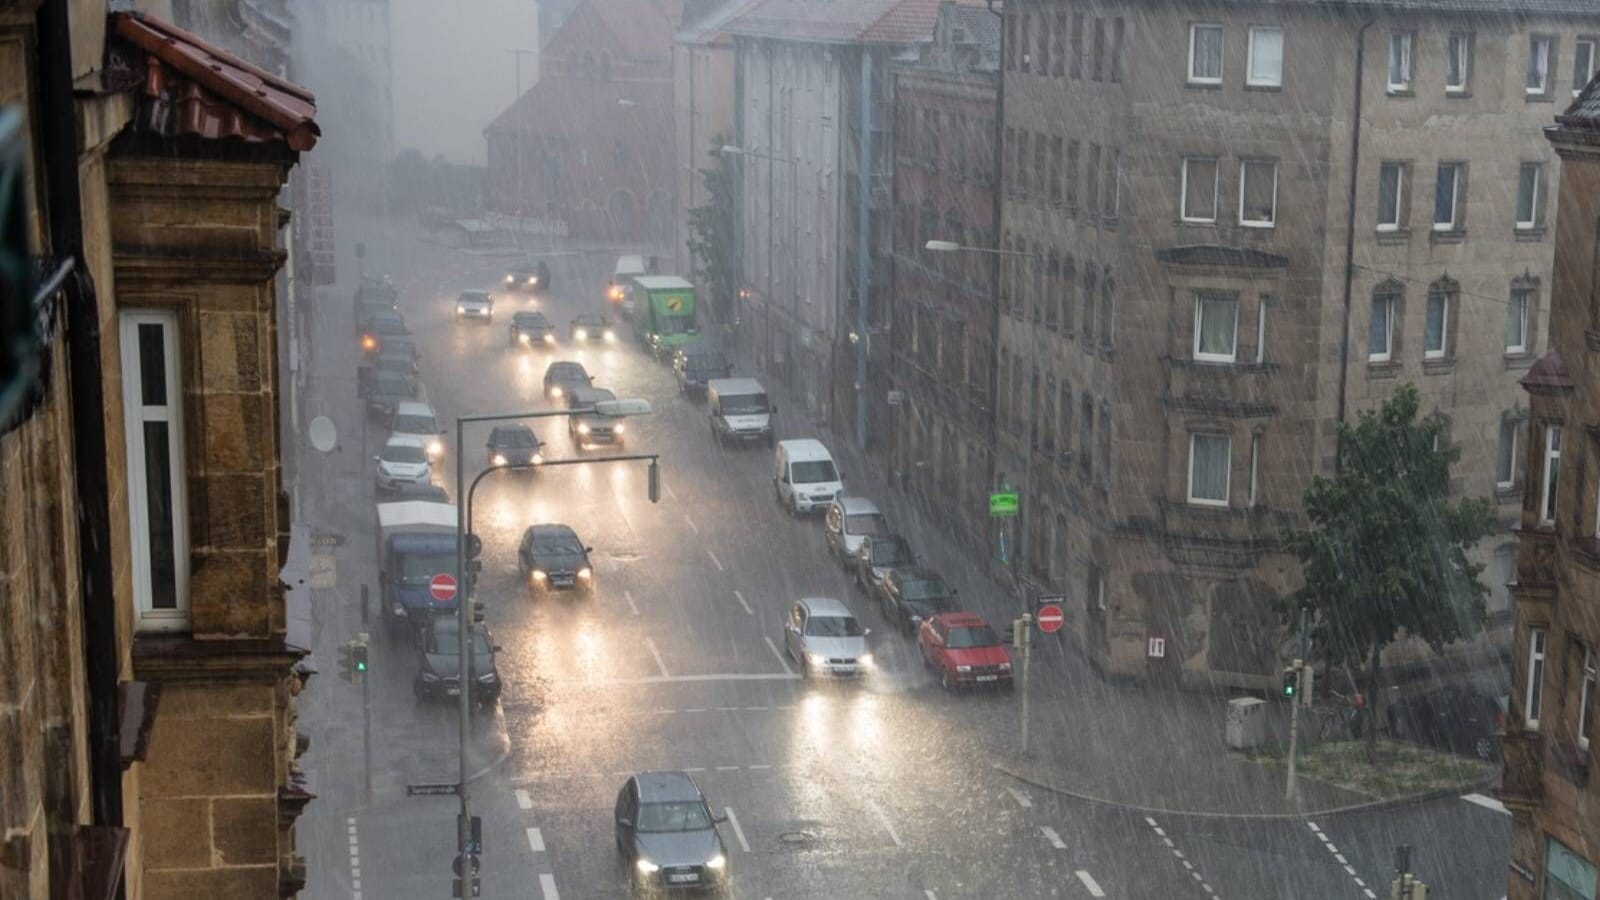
xmin=992 ymin=761 xmax=1500 ymax=822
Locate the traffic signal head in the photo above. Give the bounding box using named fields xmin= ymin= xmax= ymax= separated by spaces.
xmin=647 ymin=459 xmax=661 ymax=504
xmin=337 ymin=641 xmax=355 ymax=683
xmin=1281 ymin=665 xmax=1299 ymax=699
xmin=352 ymin=634 xmax=369 ymax=675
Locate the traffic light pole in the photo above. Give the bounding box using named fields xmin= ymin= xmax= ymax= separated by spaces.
xmin=1014 ymin=613 xmax=1034 ymax=755
xmin=1285 ymin=607 xmax=1310 ymax=802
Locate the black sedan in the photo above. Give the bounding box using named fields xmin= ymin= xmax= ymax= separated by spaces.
xmin=359 ymin=309 xmax=409 ymax=360
xmin=1386 ymin=685 xmax=1507 ymax=761
xmin=852 ymin=534 xmax=916 ymax=595
xmin=509 ymin=311 xmax=558 ymax=348
xmin=518 ymin=524 xmax=594 ymax=592
xmin=543 ymin=361 xmax=593 ymax=401
xmin=504 ymin=258 xmax=552 ymax=293
xmin=414 ymin=617 xmax=502 ymax=706
xmin=486 ymin=424 xmax=543 ymax=468
xmin=875 ymin=566 xmax=958 ymax=635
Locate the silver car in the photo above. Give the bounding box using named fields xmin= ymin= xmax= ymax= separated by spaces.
xmin=614 ymin=771 xmax=730 ymax=894
xmin=783 ymin=597 xmax=873 ymax=679
xmin=824 ymin=497 xmax=889 ymax=565
xmin=455 ymin=289 xmax=494 ymax=322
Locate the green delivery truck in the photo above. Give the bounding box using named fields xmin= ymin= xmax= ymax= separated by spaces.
xmin=628 ymin=275 xmax=698 ymax=361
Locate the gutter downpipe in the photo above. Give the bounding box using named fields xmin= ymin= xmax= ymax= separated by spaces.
xmin=40 ymin=0 xmax=127 ymax=855
xmin=855 ymin=50 xmax=872 ymax=449
xmin=985 ymin=0 xmax=1004 ymax=566
xmin=1335 ymin=18 xmax=1375 ymax=466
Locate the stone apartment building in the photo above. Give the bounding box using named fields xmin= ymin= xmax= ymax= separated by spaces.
xmin=1499 ymin=74 xmax=1600 ymax=900
xmin=724 ymin=0 xmax=939 ymax=436
xmin=0 ymin=3 xmax=318 ymax=897
xmin=887 ymin=0 xmax=999 ymax=555
xmin=997 ymin=0 xmax=1600 ymax=687
xmin=673 ymin=0 xmax=750 ymax=279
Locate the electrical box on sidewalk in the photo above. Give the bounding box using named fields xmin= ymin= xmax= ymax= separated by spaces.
xmin=1226 ymin=696 xmax=1267 ymax=749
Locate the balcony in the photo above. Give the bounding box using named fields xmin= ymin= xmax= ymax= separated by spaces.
xmin=1497 ymin=729 xmax=1543 ymax=813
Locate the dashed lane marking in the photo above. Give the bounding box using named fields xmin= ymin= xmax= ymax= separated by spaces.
xmin=1075 ymin=870 xmax=1106 ymax=898
xmin=526 ymin=827 xmax=545 ymax=853
xmin=347 ymin=816 xmax=362 ymax=900
xmin=644 ymin=637 xmax=669 ymax=677
xmin=765 ymin=635 xmax=795 ymax=674
xmin=1040 ymin=826 xmax=1067 ymax=850
xmin=623 ymin=588 xmax=640 ymax=616
xmin=516 ymin=789 xmax=533 ymax=810
xmin=707 ymin=549 xmax=725 ymax=571
xmin=724 ymin=807 xmax=751 ymax=852
xmin=684 ymin=514 xmax=700 ymax=535
xmin=868 ymin=799 xmax=903 ymax=847
xmin=1462 ymin=793 xmax=1510 ymax=815
xmin=925 ymin=892 xmax=938 ymax=900
xmin=733 ymin=589 xmax=753 ymax=615
xmin=1144 ymin=816 xmax=1219 ymax=899
xmin=539 ymin=873 xmax=559 ymax=900
xmin=1306 ymin=820 xmax=1377 ymax=900
xmin=1005 ymin=786 xmax=1033 ymax=808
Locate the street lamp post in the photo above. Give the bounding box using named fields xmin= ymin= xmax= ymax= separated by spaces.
xmin=506 ymin=48 xmax=537 ymax=241
xmin=722 ymin=144 xmax=798 ymax=389
xmin=926 ymin=239 xmax=1040 ymax=606
xmin=450 ymin=399 xmax=652 ymax=880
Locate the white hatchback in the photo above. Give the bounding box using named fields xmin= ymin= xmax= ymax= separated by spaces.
xmin=375 ymin=434 xmax=432 ymax=491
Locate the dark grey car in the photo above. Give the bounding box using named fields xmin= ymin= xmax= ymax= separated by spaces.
xmin=614 ymin=772 xmax=729 ymax=894
xmin=518 ymin=524 xmax=594 ymax=592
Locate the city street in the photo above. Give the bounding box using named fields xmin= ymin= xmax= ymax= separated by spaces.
xmin=293 ymin=224 xmax=1516 ymax=900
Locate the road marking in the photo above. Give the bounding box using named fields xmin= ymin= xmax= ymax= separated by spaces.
xmin=1075 ymin=871 xmax=1106 ymax=898
xmin=747 ymin=764 xmax=772 ymax=770
xmin=554 ymin=672 xmax=800 ymax=685
xmin=645 ymin=637 xmax=669 ymax=677
xmin=685 ymin=514 xmax=700 ymax=534
xmin=765 ymin=636 xmax=795 ymax=674
xmin=1307 ymin=820 xmax=1372 ymax=899
xmin=516 ymin=789 xmax=533 ymax=810
xmin=347 ymin=817 xmax=363 ymax=900
xmin=707 ymin=549 xmax=725 ymax=571
xmin=624 ymin=588 xmax=639 ymax=616
xmin=684 ymin=708 xmax=707 ymax=713
xmin=1463 ymin=792 xmax=1510 ymax=815
xmin=1005 ymin=787 xmax=1032 ymax=808
xmin=526 ymin=827 xmax=545 ymax=853
xmin=926 ymin=893 xmax=938 ymax=900
xmin=733 ymin=589 xmax=753 ymax=615
xmin=539 ymin=873 xmax=559 ymax=900
xmin=724 ymin=807 xmax=751 ymax=852
xmin=717 ymin=706 xmax=740 ymax=711
xmin=1144 ymin=815 xmax=1218 ymax=897
xmin=867 ymin=799 xmax=902 ymax=847
xmin=1040 ymin=826 xmax=1067 ymax=849
xmin=665 ymin=482 xmax=678 ymax=500
xmin=716 ymin=765 xmax=739 ymax=771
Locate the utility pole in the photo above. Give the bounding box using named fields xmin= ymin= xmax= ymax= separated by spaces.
xmin=1285 ymin=606 xmax=1310 ymax=801
xmin=854 ymin=51 xmax=873 ymax=450
xmin=1014 ymin=612 xmax=1034 ymax=754
xmin=507 ymin=48 xmax=538 ymax=242
xmin=360 ymin=585 xmax=372 ymax=804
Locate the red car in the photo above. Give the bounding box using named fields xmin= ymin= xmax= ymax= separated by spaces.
xmin=919 ymin=612 xmax=1013 ymax=690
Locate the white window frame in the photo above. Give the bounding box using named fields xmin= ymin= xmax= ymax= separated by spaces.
xmin=1368 ymin=293 xmax=1395 ymax=362
xmin=1188 ymin=24 xmax=1223 ymax=85
xmin=1574 ymin=38 xmax=1596 ymax=96
xmin=1526 ymin=626 xmax=1546 ymax=729
xmin=1527 ymin=35 xmax=1552 ymax=95
xmin=1248 ymin=432 xmax=1261 ymax=507
xmin=120 ymin=310 xmax=190 ymax=631
xmin=1377 ymin=162 xmax=1405 ymax=231
xmin=1516 ymin=162 xmax=1542 ymax=230
xmin=1433 ymin=163 xmax=1461 ymax=232
xmin=1238 ymin=159 xmax=1278 ymax=228
xmin=1580 ymin=644 xmax=1595 ymax=751
xmin=1446 ymin=31 xmax=1472 ymax=93
xmin=1388 ymin=30 xmax=1413 ymax=92
xmin=1246 ymin=26 xmax=1284 ymax=88
xmin=1507 ymin=286 xmax=1532 ymax=355
xmin=1540 ymin=424 xmax=1561 ymax=525
xmin=1496 ymin=419 xmax=1518 ymax=489
xmin=1193 ymin=292 xmax=1238 ymax=363
xmin=1180 ymin=156 xmax=1219 ymax=224
xmin=1187 ymin=433 xmax=1231 ymax=507
xmin=1423 ymin=289 xmax=1448 ymax=358
xmin=1255 ymin=298 xmax=1268 ymax=364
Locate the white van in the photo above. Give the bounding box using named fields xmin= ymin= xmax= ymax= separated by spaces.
xmin=708 ymin=377 xmax=774 ymax=447
xmin=773 ymin=438 xmax=844 ymax=515
xmin=609 ymin=255 xmax=648 ymax=313
xmin=389 ymin=400 xmax=445 ymax=461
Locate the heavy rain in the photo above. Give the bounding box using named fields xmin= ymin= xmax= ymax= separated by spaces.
xmin=2 ymin=0 xmax=1598 ymax=898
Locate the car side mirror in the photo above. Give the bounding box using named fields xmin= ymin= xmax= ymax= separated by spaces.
xmin=617 ymin=817 xmax=632 ymax=829
xmin=712 ymin=813 xmax=728 ymax=824
xmin=771 ymin=405 xmax=779 ymax=416
xmin=864 ymin=628 xmax=873 ymax=637
xmin=372 ymin=455 xmax=380 ymax=462
xmin=492 ymin=645 xmax=504 ymax=653
xmin=585 ymin=546 xmax=595 ymax=554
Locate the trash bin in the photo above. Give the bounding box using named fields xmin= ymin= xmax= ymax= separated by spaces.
xmin=1226 ymin=696 xmax=1267 ymax=749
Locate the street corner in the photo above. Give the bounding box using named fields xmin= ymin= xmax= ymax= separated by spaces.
xmin=1233 ymin=737 xmax=1502 ymax=814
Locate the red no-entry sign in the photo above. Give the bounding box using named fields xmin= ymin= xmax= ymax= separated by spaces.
xmin=1036 ymin=603 xmax=1064 ymax=634
xmin=429 ymin=573 xmax=459 ymax=602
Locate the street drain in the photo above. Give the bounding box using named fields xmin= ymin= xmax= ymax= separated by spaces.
xmin=778 ymin=831 xmax=814 ymax=845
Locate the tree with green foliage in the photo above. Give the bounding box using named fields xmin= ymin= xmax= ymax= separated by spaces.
xmin=1281 ymin=383 xmax=1497 ymax=761
xmin=687 ymin=134 xmax=739 ymax=324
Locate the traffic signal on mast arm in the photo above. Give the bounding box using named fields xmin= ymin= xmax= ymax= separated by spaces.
xmin=1281 ymin=661 xmax=1302 ymax=700
xmin=352 ymin=633 xmax=369 ymax=677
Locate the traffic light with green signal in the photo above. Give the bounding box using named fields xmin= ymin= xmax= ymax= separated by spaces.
xmin=352 ymin=633 xmax=369 ymax=677
xmin=1281 ymin=662 xmax=1301 ymax=700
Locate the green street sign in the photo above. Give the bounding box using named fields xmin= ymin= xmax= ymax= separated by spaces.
xmin=989 ymin=492 xmax=1019 ymax=517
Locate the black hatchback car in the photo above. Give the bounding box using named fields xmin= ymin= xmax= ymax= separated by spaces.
xmin=509 ymin=310 xmax=558 ymax=348
xmin=672 ymin=347 xmax=732 ymax=399
xmin=505 ymin=258 xmax=552 ymax=293
xmin=486 ymin=424 xmax=543 ymax=468
xmin=876 ymin=566 xmax=958 ymax=634
xmin=518 ymin=524 xmax=594 ymax=592
xmin=1386 ymin=685 xmax=1507 ymax=761
xmin=414 ymin=617 xmax=502 ymax=706
xmin=852 ymin=534 xmax=916 ymax=595
xmin=614 ymin=771 xmax=729 ymax=894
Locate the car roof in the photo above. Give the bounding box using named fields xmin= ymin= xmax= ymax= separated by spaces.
xmin=514 ymin=310 xmax=549 ymax=322
xmin=546 ymin=361 xmax=586 ymax=375
xmin=836 ymin=496 xmax=880 ymax=515
xmin=489 ymin=424 xmax=535 ymax=440
xmin=633 ymin=275 xmax=693 ymax=290
xmin=385 ymin=434 xmax=426 ymax=448
xmin=778 ymin=438 xmax=832 ymax=461
xmin=395 ymin=401 xmax=434 ymax=417
xmin=528 ymin=523 xmax=578 ymax=540
xmin=572 ymin=312 xmax=604 ymax=323
xmin=799 ymin=596 xmax=853 ymax=617
xmin=460 ymin=290 xmax=492 ymax=301
xmin=932 ymin=612 xmax=987 ymax=628
xmin=709 ymin=377 xmax=763 ymax=395
xmin=634 ymin=771 xmax=703 ymax=803
xmin=568 ymin=386 xmax=615 ymax=404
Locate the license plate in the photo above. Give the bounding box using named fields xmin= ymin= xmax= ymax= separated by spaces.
xmin=446 ymin=687 xmax=460 ymax=696
xmin=976 ymin=675 xmax=998 ymax=683
xmin=667 ymin=873 xmax=698 ymax=884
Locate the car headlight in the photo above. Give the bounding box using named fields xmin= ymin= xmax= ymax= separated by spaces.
xmin=577 ymin=567 xmax=593 ymax=580
xmin=956 ymin=665 xmax=972 ymax=673
xmin=858 ymin=653 xmax=875 ymax=668
xmin=529 ymin=276 xmax=539 ymax=285
xmin=505 ymin=274 xmax=515 ymax=283
xmin=550 ymin=386 xmax=563 ymax=398
xmin=603 ymin=330 xmax=616 ymax=342
xmin=575 ymin=328 xmax=588 ymax=340
xmin=531 ymin=451 xmax=544 ymax=465
xmin=999 ymin=662 xmax=1013 ymax=671
xmin=543 ymin=333 xmax=555 ymax=344
xmin=420 ymin=672 xmax=440 ymax=682
xmin=427 ymin=440 xmax=444 ymax=457
xmin=636 ymin=859 xmax=659 ymax=874
xmin=519 ymin=333 xmax=530 ymax=343
xmin=613 ymin=423 xmax=625 ymax=435
xmin=531 ymin=570 xmax=547 ymax=581
xmin=706 ymin=854 xmax=727 ymax=870
xmin=492 ymin=453 xmax=508 ymax=466
xmin=807 ymin=652 xmax=827 ymax=666
xmin=457 ymin=305 xmax=466 ymax=314
xmin=576 ymin=422 xmax=591 ymax=435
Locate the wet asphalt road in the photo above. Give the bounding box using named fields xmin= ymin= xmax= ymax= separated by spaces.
xmin=293 ymin=228 xmax=1515 ymax=900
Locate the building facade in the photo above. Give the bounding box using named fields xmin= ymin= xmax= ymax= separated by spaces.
xmin=997 ymin=0 xmax=1600 ymax=687
xmin=887 ymin=0 xmax=999 ymax=556
xmin=1500 ymin=74 xmax=1600 ymax=900
xmin=0 ymin=4 xmax=318 ymax=897
xmin=672 ymin=0 xmax=746 ymax=280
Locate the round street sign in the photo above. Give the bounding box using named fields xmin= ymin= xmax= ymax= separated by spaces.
xmin=429 ymin=573 xmax=459 ymax=603
xmin=1036 ymin=603 xmax=1065 ymax=634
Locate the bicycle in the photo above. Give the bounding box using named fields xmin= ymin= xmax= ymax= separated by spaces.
xmin=1307 ymin=689 xmax=1367 ymax=742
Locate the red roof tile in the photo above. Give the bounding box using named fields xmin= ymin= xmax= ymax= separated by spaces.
xmin=110 ymin=10 xmax=319 ymax=151
xmin=577 ymin=0 xmax=682 ymax=60
xmin=1521 ymin=352 xmax=1571 ymax=391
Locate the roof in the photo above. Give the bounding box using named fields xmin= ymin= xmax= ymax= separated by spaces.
xmin=581 ymin=0 xmax=683 ymax=60
xmin=725 ymin=0 xmax=941 ymax=45
xmin=376 ymin=500 xmax=458 ymax=530
xmin=395 ymin=401 xmax=435 ymax=416
xmin=1520 ymin=352 xmax=1572 ymax=391
xmin=800 ymin=596 xmax=853 ymax=615
xmin=384 ymin=434 xmax=427 ymax=449
xmin=529 ymin=524 xmax=580 ymax=538
xmin=568 ymin=386 xmax=617 ymax=404
xmin=709 ymin=377 xmax=765 ymax=394
xmin=1557 ymin=72 xmax=1600 ymax=130
xmin=108 ymin=11 xmax=319 ymax=151
xmin=778 ymin=438 xmax=834 ymax=460
xmin=633 ymin=275 xmax=695 ymax=290
xmin=635 ymin=771 xmax=704 ymax=802
xmin=837 ymin=496 xmax=881 ymax=514
xmin=676 ymin=0 xmax=764 ymax=44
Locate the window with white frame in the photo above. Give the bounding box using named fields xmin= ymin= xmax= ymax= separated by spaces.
xmin=1516 ymin=162 xmax=1543 ymax=229
xmin=1193 ymin=292 xmax=1238 ymax=362
xmin=1527 ymin=35 xmax=1553 ymax=95
xmin=1181 ymin=156 xmax=1218 ymax=223
xmin=1369 ymin=289 xmax=1396 ymax=362
xmin=1526 ymin=626 xmax=1546 ymax=728
xmin=120 ymin=310 xmax=189 ymax=631
xmin=1189 ymin=24 xmax=1223 ymax=84
xmin=1423 ymin=287 xmax=1449 ymax=358
xmin=1581 ymin=644 xmax=1596 ymax=751
xmin=1388 ymin=31 xmax=1413 ymax=92
xmin=1446 ymin=31 xmax=1473 ymax=93
xmin=1507 ymin=284 xmax=1533 ymax=354
xmin=1433 ymin=163 xmax=1462 ymax=231
xmin=1377 ymin=162 xmax=1406 ymax=230
xmin=1187 ymin=433 xmax=1231 ymax=506
xmin=1496 ymin=418 xmax=1519 ymax=488
xmin=1541 ymin=424 xmax=1561 ymax=524
xmin=1248 ymin=432 xmax=1261 ymax=507
xmin=1247 ymin=26 xmax=1283 ymax=87
xmin=1239 ymin=159 xmax=1278 ymax=227
xmin=1575 ymin=38 xmax=1596 ymax=95
xmin=1255 ymin=297 xmax=1268 ymax=363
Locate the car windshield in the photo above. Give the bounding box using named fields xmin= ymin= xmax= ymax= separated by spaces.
xmin=901 ymin=578 xmax=948 ymax=600
xmin=369 ymin=315 xmax=406 ymax=333
xmin=393 ymin=414 xmax=435 ymax=434
xmin=946 ymin=625 xmax=1000 ymax=650
xmin=805 ymin=615 xmax=864 ymax=638
xmin=461 ymin=292 xmax=490 ymax=304
xmin=515 ymin=314 xmax=548 ymax=327
xmin=791 ymin=460 xmax=838 ymax=484
xmin=428 ymin=632 xmax=493 ymax=658
xmin=535 ymin=537 xmax=584 ymax=555
xmin=493 ymin=430 xmax=537 ymax=448
xmin=658 ymin=315 xmax=693 ymax=335
xmin=381 ymin=444 xmax=427 ymax=463
xmin=846 ymin=513 xmax=887 ymax=535
xmin=722 ymin=393 xmax=767 ymax=414
xmin=398 ymin=554 xmax=455 ymax=586
xmin=373 ymin=372 xmax=411 ymax=392
xmin=874 ymin=540 xmax=912 ymax=566
xmin=688 ymin=354 xmax=725 ymax=372
xmin=635 ymin=801 xmax=711 ymax=833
